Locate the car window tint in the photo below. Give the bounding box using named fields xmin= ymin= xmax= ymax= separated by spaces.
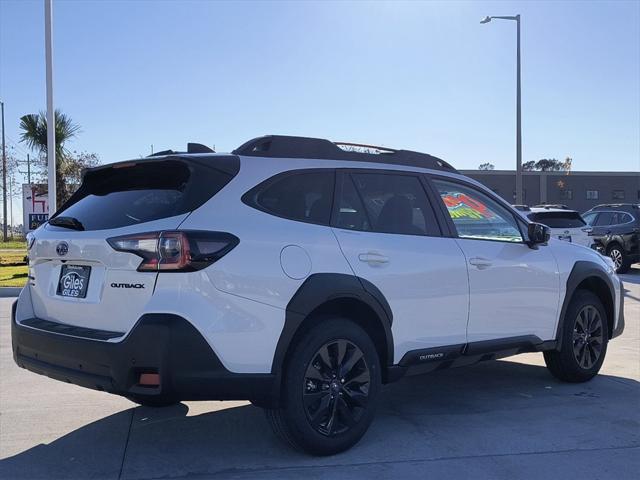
xmin=619 ymin=213 xmax=634 ymax=224
xmin=432 ymin=179 xmax=523 ymax=243
xmin=252 ymin=171 xmax=335 ymax=224
xmin=529 ymin=211 xmax=586 ymax=228
xmin=335 ymin=175 xmax=371 ymax=231
xmin=348 ymin=173 xmax=439 ymax=236
xmin=594 ymin=212 xmax=614 ymax=226
xmin=54 ymin=159 xmax=236 ymax=231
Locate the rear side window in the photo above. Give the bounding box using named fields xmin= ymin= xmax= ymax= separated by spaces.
xmin=337 ymin=172 xmax=439 ymax=236
xmin=53 ymin=158 xmax=238 ymax=231
xmin=528 ymin=211 xmax=586 ymax=228
xmin=244 ymin=170 xmax=335 ymax=225
xmin=612 ymin=212 xmax=634 ymax=225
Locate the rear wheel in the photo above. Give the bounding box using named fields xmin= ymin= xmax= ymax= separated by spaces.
xmin=544 ymin=289 xmax=608 ymax=382
xmin=266 ymin=317 xmax=381 ymax=455
xmin=607 ymin=244 xmax=630 ymax=274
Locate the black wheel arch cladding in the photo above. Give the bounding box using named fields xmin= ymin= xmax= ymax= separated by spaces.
xmin=272 ymin=273 xmax=394 ymax=377
xmin=556 ymin=260 xmax=617 ymax=349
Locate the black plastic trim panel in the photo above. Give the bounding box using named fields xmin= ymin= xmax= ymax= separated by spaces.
xmin=12 ymin=312 xmax=277 ymax=405
xmin=555 ymin=261 xmax=616 ymax=348
xmin=272 ymin=273 xmax=394 ymax=379
xmin=613 ymin=278 xmax=625 ymax=338
xmin=397 ymin=335 xmax=553 ymax=378
xmin=19 ymin=318 xmax=125 ymax=341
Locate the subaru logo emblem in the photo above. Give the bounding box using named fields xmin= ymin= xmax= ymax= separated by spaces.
xmin=56 ymin=242 xmax=69 ymax=256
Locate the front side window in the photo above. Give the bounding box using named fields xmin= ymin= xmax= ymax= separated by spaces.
xmin=594 ymin=212 xmax=614 ymax=226
xmin=432 ymin=179 xmax=523 ymax=243
xmin=245 ymin=170 xmax=335 ymax=225
xmin=336 ymin=172 xmax=439 ymax=236
xmin=582 ymin=212 xmax=598 ymax=226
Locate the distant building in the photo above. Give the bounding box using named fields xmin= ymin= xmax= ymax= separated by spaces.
xmin=460 ymin=170 xmax=640 ymax=213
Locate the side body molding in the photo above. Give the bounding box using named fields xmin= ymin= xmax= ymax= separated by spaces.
xmin=271 ymin=273 xmax=394 ymax=376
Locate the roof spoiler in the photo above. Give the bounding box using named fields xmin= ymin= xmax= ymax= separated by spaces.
xmin=148 ymin=142 xmax=215 ymax=157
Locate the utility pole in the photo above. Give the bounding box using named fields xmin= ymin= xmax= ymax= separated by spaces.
xmin=45 ymin=0 xmax=56 ymax=212
xmin=18 ymin=154 xmax=33 ymax=185
xmin=1 ymin=100 xmax=7 ymax=241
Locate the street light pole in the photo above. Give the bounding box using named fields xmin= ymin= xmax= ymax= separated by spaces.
xmin=45 ymin=0 xmax=56 ymax=213
xmin=481 ymin=14 xmax=523 ymax=205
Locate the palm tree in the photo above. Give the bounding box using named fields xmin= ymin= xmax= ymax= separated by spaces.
xmin=19 ymin=110 xmax=80 ymax=207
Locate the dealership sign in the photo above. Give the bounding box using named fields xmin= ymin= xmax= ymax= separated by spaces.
xmin=22 ymin=184 xmax=49 ymax=233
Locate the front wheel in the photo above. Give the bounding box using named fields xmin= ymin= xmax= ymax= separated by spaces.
xmin=544 ymin=289 xmax=608 ymax=383
xmin=266 ymin=317 xmax=381 ymax=455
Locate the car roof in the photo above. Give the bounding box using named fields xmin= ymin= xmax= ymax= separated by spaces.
xmin=588 ymin=203 xmax=640 ymax=212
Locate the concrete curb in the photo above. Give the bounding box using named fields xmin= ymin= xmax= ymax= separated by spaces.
xmin=0 ymin=287 xmax=22 ymax=298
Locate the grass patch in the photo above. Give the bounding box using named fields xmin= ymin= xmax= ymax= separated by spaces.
xmin=0 ymin=240 xmax=27 ymax=250
xmin=0 ymin=250 xmax=27 ymax=266
xmin=0 ymin=265 xmax=28 ymax=287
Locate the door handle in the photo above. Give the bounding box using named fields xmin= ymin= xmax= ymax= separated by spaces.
xmin=358 ymin=252 xmax=389 ymax=264
xmin=469 ymin=257 xmax=492 ymax=269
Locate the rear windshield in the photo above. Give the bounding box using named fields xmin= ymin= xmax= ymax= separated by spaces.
xmin=51 ymin=157 xmax=239 ymax=231
xmin=527 ymin=211 xmax=586 ymax=228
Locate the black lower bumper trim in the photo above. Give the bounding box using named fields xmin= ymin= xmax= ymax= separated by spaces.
xmin=12 ymin=312 xmax=278 ymax=404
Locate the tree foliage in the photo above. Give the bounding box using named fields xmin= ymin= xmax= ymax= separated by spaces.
xmin=522 ymin=157 xmax=573 ymax=172
xmin=478 ymin=162 xmax=495 ymax=170
xmin=19 ymin=110 xmax=97 ymax=206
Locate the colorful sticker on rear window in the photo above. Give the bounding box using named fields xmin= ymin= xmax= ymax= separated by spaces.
xmin=440 ymin=193 xmax=497 ymax=220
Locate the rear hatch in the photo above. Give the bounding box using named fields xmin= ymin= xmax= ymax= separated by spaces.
xmin=26 ymin=155 xmax=239 ymax=335
xmin=527 ymin=210 xmax=591 ymax=247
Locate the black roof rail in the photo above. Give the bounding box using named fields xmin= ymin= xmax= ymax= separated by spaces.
xmin=592 ymin=203 xmax=639 ymax=209
xmin=232 ymin=135 xmax=458 ymax=173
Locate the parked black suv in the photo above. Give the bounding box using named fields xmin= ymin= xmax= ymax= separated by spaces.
xmin=583 ymin=204 xmax=640 ymax=273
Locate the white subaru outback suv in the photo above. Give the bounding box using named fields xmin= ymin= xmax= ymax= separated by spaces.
xmin=12 ymin=135 xmax=624 ymax=455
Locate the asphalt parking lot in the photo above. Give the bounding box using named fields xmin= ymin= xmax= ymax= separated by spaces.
xmin=1 ymin=269 xmax=639 ymax=480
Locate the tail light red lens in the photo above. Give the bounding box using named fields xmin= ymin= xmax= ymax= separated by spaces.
xmin=107 ymin=231 xmax=238 ymax=272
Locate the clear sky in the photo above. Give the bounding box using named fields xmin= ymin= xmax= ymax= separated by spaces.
xmin=1 ymin=0 xmax=639 ymax=202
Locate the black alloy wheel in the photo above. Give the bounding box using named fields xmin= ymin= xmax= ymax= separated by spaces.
xmin=302 ymin=339 xmax=370 ymax=437
xmin=544 ymin=289 xmax=608 ymax=383
xmin=572 ymin=305 xmax=604 ymax=369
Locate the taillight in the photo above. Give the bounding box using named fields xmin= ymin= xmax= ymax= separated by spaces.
xmin=107 ymin=231 xmax=238 ymax=272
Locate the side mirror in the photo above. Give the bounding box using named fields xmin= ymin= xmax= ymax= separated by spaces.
xmin=527 ymin=222 xmax=550 ymax=247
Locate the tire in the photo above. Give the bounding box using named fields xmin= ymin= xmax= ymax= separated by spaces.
xmin=544 ymin=289 xmax=608 ymax=383
xmin=127 ymin=394 xmax=180 ymax=408
xmin=607 ymin=244 xmax=630 ymax=274
xmin=265 ymin=317 xmax=381 ymax=455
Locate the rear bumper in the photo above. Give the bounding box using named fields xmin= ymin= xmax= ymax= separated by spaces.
xmin=11 ymin=306 xmax=278 ymax=405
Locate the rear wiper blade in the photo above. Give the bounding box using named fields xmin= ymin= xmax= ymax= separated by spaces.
xmin=49 ymin=216 xmax=85 ymax=231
